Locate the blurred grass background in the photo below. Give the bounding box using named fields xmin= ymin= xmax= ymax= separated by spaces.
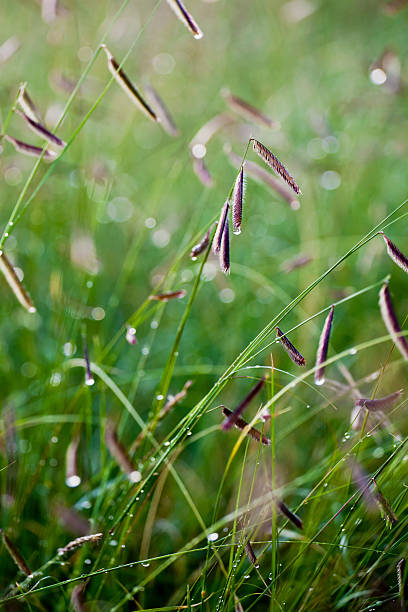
xmin=1 ymin=0 xmax=408 ymax=610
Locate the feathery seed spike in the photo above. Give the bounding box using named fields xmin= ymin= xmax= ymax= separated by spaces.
xmin=212 ymin=200 xmax=229 ymax=254
xmin=397 ymin=558 xmax=406 ymax=608
xmin=232 ymin=165 xmax=245 ymax=235
xmin=4 ymin=134 xmax=57 ymax=160
xmin=221 ymin=407 xmax=271 ymax=445
xmin=314 ymin=305 xmax=335 ymax=385
xmin=100 ymin=45 xmax=158 ymax=122
xmin=379 ymin=232 xmax=408 ymax=275
xmin=15 ymin=109 xmax=65 ymax=148
xmin=222 ymin=377 xmax=265 ymax=430
xmin=252 ymin=139 xmax=301 ymax=195
xmin=58 ymin=533 xmax=103 ymax=556
xmin=190 ymin=227 xmax=211 ymax=259
xmin=226 ymin=149 xmax=300 ymax=209
xmin=219 ymin=216 xmax=230 ymax=274
xmin=159 ymin=380 xmax=193 ymax=419
xmin=374 ymin=484 xmax=398 ymax=525
xmin=0 ymin=251 xmax=36 ymax=312
xmin=355 ymin=389 xmax=403 ymax=412
xmin=379 ymin=283 xmax=408 ymax=360
xmin=166 ymin=0 xmax=203 ymax=39
xmin=276 ymin=327 xmax=306 ymax=367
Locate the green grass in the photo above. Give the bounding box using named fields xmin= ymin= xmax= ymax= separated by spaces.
xmin=1 ymin=0 xmax=408 ymax=610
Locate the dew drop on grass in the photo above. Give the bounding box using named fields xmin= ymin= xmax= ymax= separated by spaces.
xmin=207 ymin=532 xmax=218 ymax=542
xmin=66 ymin=475 xmax=81 ymax=488
xmin=109 ymin=540 xmax=118 ymax=546
xmin=141 ymin=562 xmax=150 ymax=567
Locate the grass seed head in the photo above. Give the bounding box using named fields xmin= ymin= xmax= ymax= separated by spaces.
xmin=0 ymin=251 xmax=36 ymax=312
xmin=4 ymin=133 xmax=57 ymax=161
xmin=379 ymin=231 xmax=408 ymax=275
xmin=15 ymin=108 xmax=66 ymax=148
xmin=252 ymin=139 xmax=301 ymax=195
xmin=379 ymin=282 xmax=408 ymax=360
xmin=314 ymin=305 xmax=335 ymax=385
xmin=276 ymin=327 xmax=306 ymax=367
xmin=100 ymin=44 xmax=159 ymax=122
xmin=232 ymin=165 xmax=245 ymax=235
xmin=165 ymin=0 xmax=203 ymax=39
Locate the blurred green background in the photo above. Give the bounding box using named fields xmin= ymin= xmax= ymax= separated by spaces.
xmin=0 ymin=0 xmax=408 ymax=609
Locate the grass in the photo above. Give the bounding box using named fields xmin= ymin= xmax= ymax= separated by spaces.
xmin=1 ymin=0 xmax=408 ymax=610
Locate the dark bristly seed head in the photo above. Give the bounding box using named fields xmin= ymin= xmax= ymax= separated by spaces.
xmin=276 ymin=501 xmax=303 ymax=529
xmin=16 ymin=109 xmax=66 ymax=148
xmin=18 ymin=82 xmax=42 ymax=124
xmin=101 ymin=45 xmax=158 ymax=122
xmin=1 ymin=530 xmax=32 ymax=575
xmin=379 ymin=283 xmax=408 ymax=360
xmin=221 ymin=406 xmax=271 ymax=445
xmin=222 ymin=377 xmax=265 ymax=430
xmin=165 ymin=0 xmax=203 ymax=39
xmin=355 ymin=389 xmax=403 ymax=412
xmin=226 ymin=149 xmax=300 ymax=210
xmin=252 ymin=139 xmax=301 ymax=195
xmin=276 ymin=327 xmax=306 ymax=367
xmin=219 ymin=217 xmax=230 ymax=275
xmin=4 ymin=134 xmax=56 ymax=161
xmin=379 ymin=231 xmax=408 ymax=275
xmin=212 ymin=200 xmax=229 ymax=254
xmin=374 ymin=484 xmax=398 ymax=525
xmin=190 ymin=227 xmax=211 ymax=259
xmin=397 ymin=558 xmax=406 ymax=597
xmin=314 ymin=304 xmax=335 ymax=386
xmin=244 ymin=539 xmax=257 ymax=566
xmin=232 ymin=165 xmax=245 ymax=235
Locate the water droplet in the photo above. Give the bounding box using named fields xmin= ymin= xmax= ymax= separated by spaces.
xmin=141 ymin=562 xmax=150 ymax=567
xmin=66 ymin=475 xmax=81 ymax=488
xmin=207 ymin=532 xmax=219 ymax=542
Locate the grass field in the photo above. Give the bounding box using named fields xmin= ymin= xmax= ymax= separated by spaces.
xmin=1 ymin=0 xmax=408 ymax=610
